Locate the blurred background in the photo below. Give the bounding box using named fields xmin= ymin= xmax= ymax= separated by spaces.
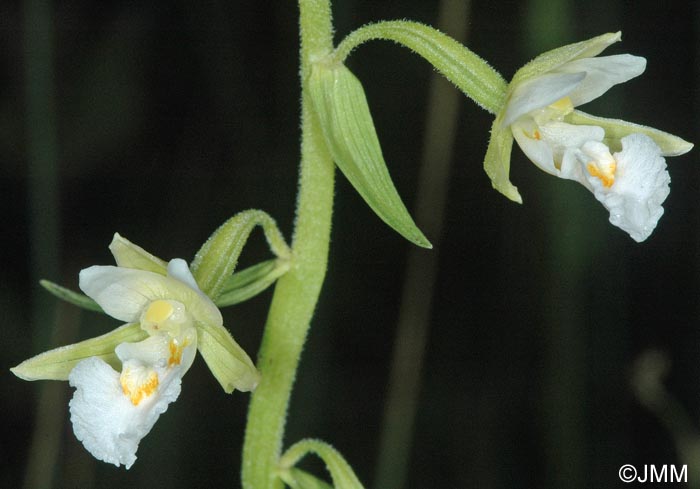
xmin=2 ymin=0 xmax=699 ymax=488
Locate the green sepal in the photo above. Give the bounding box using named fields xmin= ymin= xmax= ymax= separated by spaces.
xmin=109 ymin=233 xmax=168 ymax=274
xmin=334 ymin=21 xmax=507 ymax=114
xmin=483 ymin=117 xmax=521 ymax=203
xmin=280 ymin=469 xmax=333 ymax=489
xmin=197 ymin=320 xmax=261 ymax=393
xmin=191 ymin=210 xmax=291 ymax=300
xmin=566 ymin=110 xmax=694 ymax=156
xmin=215 ymin=259 xmax=291 ymax=308
xmin=11 ymin=323 xmax=147 ymax=381
xmin=279 ymin=439 xmax=365 ymax=489
xmin=511 ymin=32 xmax=621 ymax=87
xmin=308 ymin=62 xmax=431 ymax=248
xmin=40 ymin=279 xmax=103 ymax=313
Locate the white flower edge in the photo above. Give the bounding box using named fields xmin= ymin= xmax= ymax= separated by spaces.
xmin=585 ymin=133 xmax=670 ymax=242
xmin=68 ymin=342 xmax=194 ymax=469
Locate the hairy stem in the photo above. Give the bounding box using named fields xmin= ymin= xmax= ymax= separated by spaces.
xmin=241 ymin=1 xmax=335 ymax=487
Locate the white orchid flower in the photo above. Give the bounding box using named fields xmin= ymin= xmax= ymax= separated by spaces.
xmin=12 ymin=234 xmax=261 ymax=468
xmin=484 ymin=32 xmax=692 ymax=242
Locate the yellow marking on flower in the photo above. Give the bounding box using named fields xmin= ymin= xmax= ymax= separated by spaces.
xmin=144 ymin=300 xmax=174 ymax=325
xmin=120 ymin=367 xmax=160 ymax=406
xmin=168 ymin=340 xmax=184 ymax=367
xmin=533 ymin=130 xmax=541 ymax=140
xmin=549 ymin=96 xmax=574 ymax=114
xmin=587 ymin=161 xmax=617 ymax=188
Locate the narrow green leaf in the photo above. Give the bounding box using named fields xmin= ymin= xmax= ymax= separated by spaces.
xmin=567 ymin=110 xmax=694 ymax=156
xmin=280 ymin=469 xmax=333 ymax=489
xmin=483 ymin=118 xmax=522 ymax=203
xmin=108 ymin=233 xmax=168 ymax=274
xmin=197 ymin=320 xmax=261 ymax=393
xmin=190 ymin=209 xmax=291 ymax=300
xmin=334 ymin=21 xmax=507 ymax=114
xmin=308 ymin=62 xmax=431 ymax=248
xmin=280 ymin=439 xmax=365 ymax=489
xmin=11 ymin=323 xmax=147 ymax=381
xmin=40 ymin=279 xmax=103 ymax=313
xmin=215 ymin=259 xmax=291 ymax=308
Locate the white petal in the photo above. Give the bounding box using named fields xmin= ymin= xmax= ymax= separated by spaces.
xmin=586 ymin=134 xmax=670 ymax=242
xmin=558 ymin=54 xmax=646 ymax=107
xmin=511 ymin=120 xmax=556 ymax=175
xmin=502 ymin=72 xmax=585 ymax=128
xmin=511 ymin=120 xmax=604 ymax=179
xmin=68 ymin=357 xmax=182 ymax=469
xmin=167 ymin=258 xmax=201 ymax=291
xmin=79 ymin=265 xmax=222 ymax=326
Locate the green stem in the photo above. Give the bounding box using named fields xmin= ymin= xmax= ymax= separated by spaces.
xmin=241 ymin=1 xmax=334 ymax=488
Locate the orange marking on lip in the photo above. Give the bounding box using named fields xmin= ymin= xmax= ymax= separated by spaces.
xmin=168 ymin=340 xmax=183 ymax=367
xmin=121 ymin=370 xmax=159 ymax=406
xmin=587 ymin=161 xmax=616 ymax=188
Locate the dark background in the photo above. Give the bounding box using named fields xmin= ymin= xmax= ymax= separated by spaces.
xmin=2 ymin=1 xmax=699 ymax=488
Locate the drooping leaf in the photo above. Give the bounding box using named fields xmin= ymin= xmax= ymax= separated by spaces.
xmin=308 ymin=62 xmax=431 ymax=248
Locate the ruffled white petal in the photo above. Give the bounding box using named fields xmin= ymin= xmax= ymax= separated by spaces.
xmin=558 ymin=54 xmax=646 ymax=107
xmin=502 ymin=71 xmax=585 ymax=128
xmin=68 ymin=356 xmax=182 ymax=469
xmin=79 ymin=261 xmax=222 ymax=326
xmin=585 ymin=134 xmax=670 ymax=242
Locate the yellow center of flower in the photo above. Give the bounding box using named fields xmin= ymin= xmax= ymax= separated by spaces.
xmin=549 ymin=96 xmax=574 ymax=114
xmin=144 ymin=300 xmax=174 ymax=326
xmin=120 ymin=365 xmax=160 ymax=406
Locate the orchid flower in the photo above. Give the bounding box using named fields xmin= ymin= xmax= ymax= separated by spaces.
xmin=484 ymin=32 xmax=692 ymax=242
xmin=12 ymin=234 xmax=260 ymax=468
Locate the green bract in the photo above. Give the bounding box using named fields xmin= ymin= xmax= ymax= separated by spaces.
xmin=308 ymin=61 xmax=431 ymax=248
xmin=191 ymin=210 xmax=292 ymax=299
xmin=279 ymin=439 xmax=365 ymax=489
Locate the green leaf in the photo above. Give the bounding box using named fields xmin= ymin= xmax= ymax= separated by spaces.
xmin=190 ymin=210 xmax=291 ymax=300
xmin=280 ymin=439 xmax=365 ymax=489
xmin=334 ymin=21 xmax=507 ymax=114
xmin=483 ymin=118 xmax=521 ymax=203
xmin=280 ymin=469 xmax=333 ymax=489
xmin=40 ymin=279 xmax=103 ymax=313
xmin=11 ymin=323 xmax=147 ymax=381
xmin=197 ymin=320 xmax=261 ymax=393
xmin=215 ymin=259 xmax=290 ymax=308
xmin=567 ymin=110 xmax=694 ymax=156
xmin=308 ymin=62 xmax=431 ymax=248
xmin=108 ymin=233 xmax=168 ymax=274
